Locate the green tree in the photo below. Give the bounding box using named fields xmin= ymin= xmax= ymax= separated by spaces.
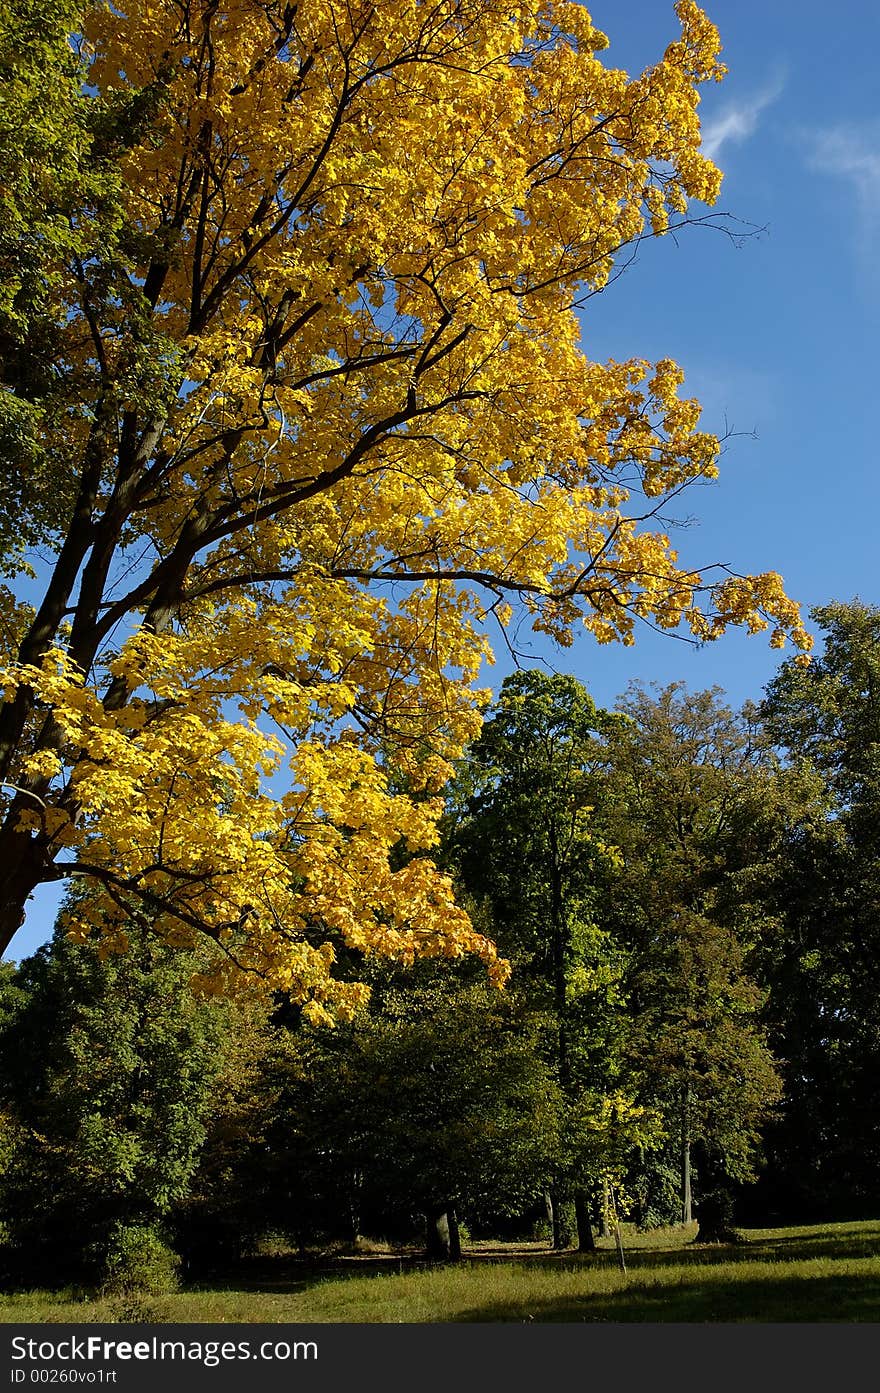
xmin=757 ymin=600 xmax=880 ymax=1219
xmin=0 ymin=0 xmax=172 ymax=558
xmin=0 ymin=921 xmax=229 ymax=1282
xmin=185 ymin=967 xmax=561 ymax=1260
xmin=603 ymin=683 xmax=784 ymax=1240
xmin=447 ymin=670 xmax=642 ymax=1249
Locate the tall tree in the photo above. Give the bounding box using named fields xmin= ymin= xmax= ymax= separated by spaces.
xmin=0 ymin=0 xmax=134 ymax=556
xmin=757 ymin=601 xmax=880 ymax=1219
xmin=447 ymin=670 xmax=643 ymax=1248
xmin=603 ymin=683 xmax=784 ymax=1239
xmin=0 ymin=0 xmax=810 ymax=1004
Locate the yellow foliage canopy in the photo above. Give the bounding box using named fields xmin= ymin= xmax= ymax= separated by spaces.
xmin=0 ymin=0 xmax=809 ymax=1016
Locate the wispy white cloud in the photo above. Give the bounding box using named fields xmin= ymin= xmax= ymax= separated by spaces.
xmin=809 ymin=123 xmax=880 ymax=221
xmin=701 ymin=76 xmax=786 ymax=162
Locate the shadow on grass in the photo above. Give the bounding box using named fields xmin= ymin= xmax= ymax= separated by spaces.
xmin=740 ymin=1230 xmax=880 ymax=1263
xmin=194 ymin=1223 xmax=880 ymax=1298
xmin=622 ymin=1237 xmax=880 ymax=1269
xmin=450 ymin=1272 xmax=880 ymax=1323
xmin=198 ymin=1252 xmax=435 ymax=1295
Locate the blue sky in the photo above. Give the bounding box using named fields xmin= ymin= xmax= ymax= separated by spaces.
xmin=488 ymin=0 xmax=880 ymax=716
xmin=10 ymin=0 xmax=879 ymax=959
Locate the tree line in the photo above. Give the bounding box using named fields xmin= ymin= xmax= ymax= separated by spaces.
xmin=2 ymin=600 xmax=875 ymax=1291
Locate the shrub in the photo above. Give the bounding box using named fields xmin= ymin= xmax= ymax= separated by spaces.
xmin=99 ymin=1223 xmax=180 ymax=1295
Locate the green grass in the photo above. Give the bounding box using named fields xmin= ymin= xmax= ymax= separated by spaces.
xmin=3 ymin=1220 xmax=880 ymax=1323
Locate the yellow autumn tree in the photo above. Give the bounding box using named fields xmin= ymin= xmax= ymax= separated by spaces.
xmin=0 ymin=0 xmax=809 ymax=1018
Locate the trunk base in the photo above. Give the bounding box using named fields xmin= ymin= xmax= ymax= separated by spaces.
xmin=574 ymin=1192 xmax=596 ymax=1252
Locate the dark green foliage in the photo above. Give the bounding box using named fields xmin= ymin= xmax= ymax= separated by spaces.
xmin=443 ymin=672 xmax=650 ymax=1251
xmin=182 ymin=967 xmax=562 ymax=1257
xmin=445 ymin=672 xmax=783 ymax=1240
xmin=446 ymin=670 xmax=622 ymax=1002
xmin=0 ymin=924 xmax=228 ymax=1281
xmin=755 ymin=601 xmax=880 ymax=1219
xmin=629 ymin=1149 xmax=683 ymax=1231
xmin=0 ymin=0 xmax=178 ymax=557
xmin=761 ymin=601 xmax=880 ymax=809
xmin=600 ymin=683 xmax=785 ymax=1229
xmin=98 ymin=1222 xmax=180 ymax=1295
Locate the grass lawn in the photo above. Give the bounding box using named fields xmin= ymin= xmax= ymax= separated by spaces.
xmin=3 ymin=1220 xmax=880 ymax=1323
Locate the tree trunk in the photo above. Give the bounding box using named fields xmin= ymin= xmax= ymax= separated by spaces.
xmin=446 ymin=1206 xmax=462 ymax=1262
xmin=681 ymin=1084 xmax=693 ymax=1225
xmin=574 ymin=1191 xmax=596 ymax=1252
xmin=426 ymin=1205 xmax=455 ymax=1259
xmin=694 ymin=1192 xmax=738 ymax=1244
xmin=599 ymin=1179 xmax=610 ymax=1238
xmin=549 ymin=865 xmax=569 ymax=1087
xmin=549 ymin=1187 xmax=570 ymax=1250
xmin=0 ymin=413 xmax=112 ymax=789
xmin=692 ymin=1141 xmax=738 ymax=1244
xmin=344 ymin=1174 xmax=361 ymax=1247
xmin=0 ymin=822 xmax=53 ymax=957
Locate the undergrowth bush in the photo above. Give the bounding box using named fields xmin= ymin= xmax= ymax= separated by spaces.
xmin=99 ymin=1223 xmax=180 ymax=1295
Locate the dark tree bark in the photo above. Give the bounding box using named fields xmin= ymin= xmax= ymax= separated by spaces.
xmin=544 ymin=1190 xmax=554 ymax=1247
xmin=425 ymin=1206 xmax=450 ymax=1259
xmin=425 ymin=1204 xmax=461 ymax=1260
xmin=574 ymin=1191 xmax=596 ymax=1252
xmin=446 ymin=1206 xmax=462 ymax=1263
xmin=344 ymin=1174 xmax=361 ymax=1247
xmin=694 ymin=1191 xmax=737 ymax=1244
xmin=549 ymin=1187 xmax=571 ymax=1250
xmin=693 ymin=1142 xmax=738 ymax=1243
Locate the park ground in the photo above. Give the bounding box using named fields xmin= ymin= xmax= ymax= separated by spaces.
xmin=2 ymin=1220 xmax=880 ymax=1322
